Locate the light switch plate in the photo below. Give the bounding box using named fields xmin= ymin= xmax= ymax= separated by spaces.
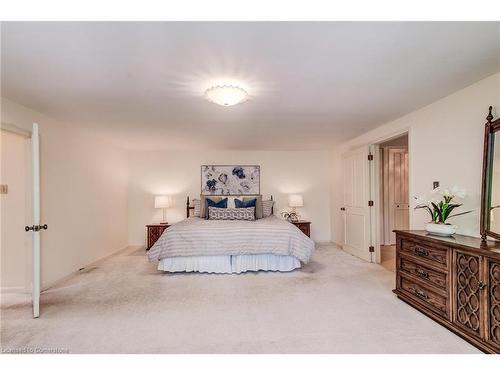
xmin=0 ymin=185 xmax=8 ymax=194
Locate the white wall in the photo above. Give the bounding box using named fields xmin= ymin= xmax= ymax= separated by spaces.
xmin=331 ymin=72 xmax=500 ymax=244
xmin=1 ymin=98 xmax=129 ymax=290
xmin=128 ymin=150 xmax=332 ymax=245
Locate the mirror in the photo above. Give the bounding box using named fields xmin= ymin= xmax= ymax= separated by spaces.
xmin=489 ymin=135 xmax=500 ymax=233
xmin=481 ymin=106 xmax=500 ymax=241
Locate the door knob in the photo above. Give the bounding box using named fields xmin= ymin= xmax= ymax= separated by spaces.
xmin=340 ymin=207 xmax=345 ymax=211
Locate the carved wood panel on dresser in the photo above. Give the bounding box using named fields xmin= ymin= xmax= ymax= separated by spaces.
xmin=394 ymin=230 xmax=500 ymax=353
xmin=487 ymin=258 xmax=500 ymax=349
xmin=453 ymin=250 xmax=483 ymax=339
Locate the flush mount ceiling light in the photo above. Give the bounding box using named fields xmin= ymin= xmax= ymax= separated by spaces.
xmin=204 ymin=85 xmax=249 ymax=106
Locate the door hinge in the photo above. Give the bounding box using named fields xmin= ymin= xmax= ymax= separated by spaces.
xmin=368 ymin=200 xmax=374 ymax=206
xmin=368 ymin=154 xmax=373 ymax=161
xmin=369 ymin=246 xmax=375 ymax=253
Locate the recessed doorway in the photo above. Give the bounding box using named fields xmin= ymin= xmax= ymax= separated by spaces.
xmin=375 ymin=133 xmax=409 ymax=272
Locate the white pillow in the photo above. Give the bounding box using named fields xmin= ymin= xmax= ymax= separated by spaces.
xmin=262 ymin=200 xmax=274 ymax=217
xmin=192 ymin=199 xmax=201 ymax=217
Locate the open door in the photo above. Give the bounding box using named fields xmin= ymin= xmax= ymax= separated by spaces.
xmin=341 ymin=145 xmax=373 ymax=262
xmin=25 ymin=123 xmax=47 ymax=318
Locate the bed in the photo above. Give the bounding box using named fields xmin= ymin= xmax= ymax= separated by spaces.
xmin=147 ymin=196 xmax=314 ymax=274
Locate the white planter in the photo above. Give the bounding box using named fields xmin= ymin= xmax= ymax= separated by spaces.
xmin=425 ymin=223 xmax=456 ymax=237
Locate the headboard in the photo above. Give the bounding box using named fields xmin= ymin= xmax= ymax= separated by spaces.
xmin=186 ymin=195 xmax=274 ymax=218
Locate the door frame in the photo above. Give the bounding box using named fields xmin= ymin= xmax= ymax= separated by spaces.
xmin=370 ymin=128 xmax=413 ymax=264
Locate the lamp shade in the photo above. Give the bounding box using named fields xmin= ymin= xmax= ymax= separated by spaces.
xmin=154 ymin=195 xmax=172 ymax=209
xmin=288 ymin=194 xmax=304 ymax=208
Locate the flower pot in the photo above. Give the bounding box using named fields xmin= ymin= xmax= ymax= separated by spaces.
xmin=425 ymin=223 xmax=456 ymax=237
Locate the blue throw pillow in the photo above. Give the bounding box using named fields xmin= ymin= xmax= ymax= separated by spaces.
xmin=205 ymin=197 xmax=228 ymax=219
xmin=235 ymin=198 xmax=257 ymax=209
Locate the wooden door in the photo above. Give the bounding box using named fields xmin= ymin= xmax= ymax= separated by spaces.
xmin=383 ymin=147 xmax=409 ymax=245
xmin=486 ymin=258 xmax=500 ymax=350
xmin=342 ymin=146 xmax=372 ymax=262
xmin=453 ymin=249 xmax=485 ymax=339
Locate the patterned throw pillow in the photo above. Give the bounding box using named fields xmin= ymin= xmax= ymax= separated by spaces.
xmin=192 ymin=199 xmax=201 ymax=217
xmin=262 ymin=200 xmax=274 ymax=217
xmin=243 ymin=195 xmax=263 ymax=219
xmin=208 ymin=207 xmax=255 ymax=221
xmin=205 ymin=197 xmax=228 ymax=219
xmin=200 ymin=195 xmax=223 ymax=218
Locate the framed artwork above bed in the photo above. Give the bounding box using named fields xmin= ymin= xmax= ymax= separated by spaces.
xmin=201 ymin=165 xmax=260 ymax=196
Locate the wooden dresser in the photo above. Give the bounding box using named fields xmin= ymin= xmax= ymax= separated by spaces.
xmin=394 ymin=230 xmax=500 ymax=353
xmin=146 ymin=224 xmax=170 ymax=250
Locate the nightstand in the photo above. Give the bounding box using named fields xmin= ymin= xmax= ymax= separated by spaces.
xmin=146 ymin=224 xmax=170 ymax=250
xmin=291 ymin=221 xmax=311 ymax=237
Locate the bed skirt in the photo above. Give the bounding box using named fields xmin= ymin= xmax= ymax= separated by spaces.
xmin=157 ymin=254 xmax=301 ymax=274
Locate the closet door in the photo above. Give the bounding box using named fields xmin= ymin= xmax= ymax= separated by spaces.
xmin=342 ymin=146 xmax=372 ymax=262
xmin=385 ymin=147 xmax=409 ymax=245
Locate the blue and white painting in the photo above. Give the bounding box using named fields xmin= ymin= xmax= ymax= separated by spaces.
xmin=201 ymin=165 xmax=260 ymax=196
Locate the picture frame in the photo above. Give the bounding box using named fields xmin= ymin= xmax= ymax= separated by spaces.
xmin=200 ymin=165 xmax=260 ymax=196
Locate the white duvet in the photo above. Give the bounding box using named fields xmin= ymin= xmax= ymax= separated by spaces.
xmin=147 ymin=215 xmax=314 ymax=263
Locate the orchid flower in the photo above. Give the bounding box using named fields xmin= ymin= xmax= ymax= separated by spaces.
xmin=414 ymin=186 xmax=472 ymax=224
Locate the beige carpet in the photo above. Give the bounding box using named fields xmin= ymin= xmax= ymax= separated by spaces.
xmin=0 ymin=244 xmax=479 ymax=354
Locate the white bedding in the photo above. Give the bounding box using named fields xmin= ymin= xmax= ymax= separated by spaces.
xmin=158 ymin=254 xmax=301 ymax=274
xmin=148 ymin=215 xmax=314 ymax=270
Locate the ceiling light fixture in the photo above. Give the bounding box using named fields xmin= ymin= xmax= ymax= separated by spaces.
xmin=204 ymin=85 xmax=249 ymax=106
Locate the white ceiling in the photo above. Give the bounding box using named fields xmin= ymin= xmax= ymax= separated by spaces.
xmin=2 ymin=22 xmax=499 ymax=150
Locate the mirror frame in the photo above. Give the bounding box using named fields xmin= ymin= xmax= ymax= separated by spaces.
xmin=480 ymin=106 xmax=500 ymax=241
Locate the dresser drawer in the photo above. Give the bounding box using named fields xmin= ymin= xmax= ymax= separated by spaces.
xmin=399 ymin=275 xmax=449 ymax=318
xmin=400 ymin=256 xmax=448 ymax=291
xmin=400 ymin=238 xmax=449 ymax=269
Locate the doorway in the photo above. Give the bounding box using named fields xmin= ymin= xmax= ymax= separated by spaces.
xmin=0 ymin=128 xmax=32 ymax=293
xmin=376 ymin=133 xmax=409 ymax=272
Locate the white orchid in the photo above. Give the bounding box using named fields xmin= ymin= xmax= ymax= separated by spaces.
xmin=450 ymin=185 xmax=467 ymax=199
xmin=414 ymin=185 xmax=471 ymax=224
xmin=414 ymin=195 xmax=427 ymax=207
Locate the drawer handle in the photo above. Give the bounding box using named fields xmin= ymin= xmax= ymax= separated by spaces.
xmin=415 ymin=268 xmax=429 ymax=279
xmin=410 ymin=287 xmax=429 ymax=300
xmin=414 ymin=247 xmax=429 ymax=257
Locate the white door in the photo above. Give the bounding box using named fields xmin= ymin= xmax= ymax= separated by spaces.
xmin=342 ymin=146 xmax=373 ymax=262
xmin=386 ymin=148 xmax=409 ymax=244
xmin=28 ymin=123 xmax=42 ymax=318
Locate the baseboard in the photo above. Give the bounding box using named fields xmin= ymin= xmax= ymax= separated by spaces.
xmin=1 ymin=286 xmax=29 ymax=294
xmin=315 ymin=241 xmax=343 ymax=248
xmin=41 ymin=245 xmax=131 ymax=292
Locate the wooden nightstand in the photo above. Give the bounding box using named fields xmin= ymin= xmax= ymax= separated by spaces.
xmin=291 ymin=221 xmax=311 ymax=237
xmin=146 ymin=224 xmax=170 ymax=250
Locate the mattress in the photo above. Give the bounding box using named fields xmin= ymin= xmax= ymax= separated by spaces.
xmin=148 ymin=215 xmax=314 ymax=263
xmin=158 ymin=253 xmax=301 ymax=274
